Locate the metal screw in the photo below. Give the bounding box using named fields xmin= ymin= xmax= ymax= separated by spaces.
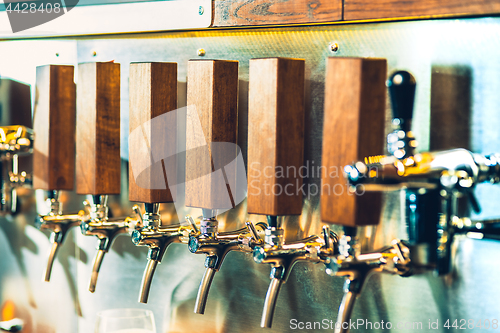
xmin=198 ymin=6 xmax=204 ymax=15
xmin=92 ymin=51 xmax=97 ymax=57
xmin=329 ymin=42 xmax=339 ymax=53
xmin=55 ymin=53 xmax=59 ymax=57
xmin=197 ymin=48 xmax=206 ymax=57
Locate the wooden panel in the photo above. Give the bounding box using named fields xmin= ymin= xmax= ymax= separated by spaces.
xmin=320 ymin=57 xmax=386 ymax=227
xmin=129 ymin=62 xmax=178 ymax=203
xmin=33 ymin=65 xmax=76 ymax=191
xmin=185 ymin=60 xmax=239 ymax=209
xmin=247 ymin=58 xmax=305 ymax=216
xmin=344 ymin=0 xmax=500 ymax=21
xmin=213 ymin=0 xmax=342 ymax=26
xmin=76 ymin=62 xmax=121 ymax=195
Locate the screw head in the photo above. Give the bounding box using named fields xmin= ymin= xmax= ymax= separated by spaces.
xmin=92 ymin=51 xmax=97 ymax=57
xmin=197 ymin=48 xmax=206 ymax=57
xmin=198 ymin=5 xmax=204 ymax=15
xmin=329 ymin=42 xmax=339 ymax=53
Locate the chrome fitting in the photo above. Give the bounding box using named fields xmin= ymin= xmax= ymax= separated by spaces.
xmin=200 ymin=218 xmax=218 ymax=235
xmin=338 ymin=234 xmax=360 ymax=258
xmin=265 ymin=227 xmax=284 ymax=247
xmin=143 ymin=203 xmax=161 ymax=228
xmin=49 ymin=198 xmax=62 ymax=215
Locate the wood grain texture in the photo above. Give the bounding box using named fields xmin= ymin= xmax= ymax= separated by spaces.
xmin=344 ymin=0 xmax=500 ymax=21
xmin=76 ymin=62 xmax=121 ymax=195
xmin=213 ymin=0 xmax=342 ymax=26
xmin=129 ymin=62 xmax=177 ymax=203
xmin=33 ymin=65 xmax=76 ymax=191
xmin=185 ymin=60 xmax=239 ymax=209
xmin=320 ymin=57 xmax=386 ymax=227
xmin=247 ymin=58 xmax=305 ymax=216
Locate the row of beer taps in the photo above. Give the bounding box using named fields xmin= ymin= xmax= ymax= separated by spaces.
xmin=1 ymin=58 xmax=500 ymax=333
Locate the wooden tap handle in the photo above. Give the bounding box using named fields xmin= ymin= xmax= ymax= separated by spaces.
xmin=185 ymin=60 xmax=239 ymax=210
xmin=0 ymin=78 xmax=32 ymax=127
xmin=247 ymin=57 xmax=305 ymax=216
xmin=76 ymin=62 xmax=121 ymax=195
xmin=33 ymin=65 xmax=76 ymax=191
xmin=129 ymin=62 xmax=178 ymax=203
xmin=320 ymin=57 xmax=387 ymax=227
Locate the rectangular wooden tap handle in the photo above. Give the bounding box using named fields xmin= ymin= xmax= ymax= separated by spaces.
xmin=129 ymin=62 xmax=178 ymax=203
xmin=185 ymin=60 xmax=239 ymax=210
xmin=76 ymin=62 xmax=121 ymax=195
xmin=320 ymin=57 xmax=387 ymax=227
xmin=33 ymin=65 xmax=76 ymax=191
xmin=247 ymin=57 xmax=306 ymax=216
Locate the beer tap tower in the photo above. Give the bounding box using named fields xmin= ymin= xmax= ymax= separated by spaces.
xmin=247 ymin=57 xmax=336 ymax=328
xmin=185 ymin=59 xmax=268 ymax=315
xmin=33 ymin=65 xmax=80 ymax=282
xmin=128 ymin=62 xmax=194 ymax=304
xmin=75 ymin=62 xmax=142 ymax=293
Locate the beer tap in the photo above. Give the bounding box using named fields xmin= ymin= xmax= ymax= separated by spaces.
xmin=73 ymin=61 xmax=138 ymax=293
xmin=128 ymin=62 xmax=196 ymax=303
xmin=0 ymin=79 xmax=34 ymax=215
xmin=252 ymin=219 xmax=337 ymax=328
xmin=343 ymin=70 xmax=500 ymax=275
xmin=185 ymin=59 xmax=266 ymax=314
xmin=33 ymin=65 xmax=78 ymax=282
xmin=245 ymin=57 xmax=337 ymax=328
xmin=187 ymin=210 xmax=267 ymax=314
xmin=131 ymin=203 xmax=192 ymax=303
xmin=318 ymin=58 xmax=414 ymax=333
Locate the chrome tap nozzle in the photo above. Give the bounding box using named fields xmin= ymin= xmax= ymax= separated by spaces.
xmin=37 ymin=191 xmax=82 ymax=282
xmin=132 ymin=204 xmax=193 ymax=304
xmin=189 ymin=219 xmax=267 ymax=314
xmin=254 ymin=232 xmax=333 ymax=328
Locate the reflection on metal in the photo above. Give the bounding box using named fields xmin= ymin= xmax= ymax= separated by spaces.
xmin=2 ymin=16 xmax=500 ymax=333
xmin=132 ymin=204 xmax=195 ymax=304
xmin=0 ymin=0 xmax=212 ymax=39
xmin=0 ymin=125 xmax=33 ymax=215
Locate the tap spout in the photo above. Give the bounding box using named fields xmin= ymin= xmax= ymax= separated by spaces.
xmin=138 ymin=258 xmax=159 ymax=304
xmin=261 ymin=277 xmax=283 ymax=328
xmin=40 ymin=214 xmax=81 ymax=281
xmin=334 ymin=286 xmax=358 ymax=333
xmin=44 ymin=240 xmax=60 ymax=282
xmin=194 ymin=266 xmax=217 ymax=314
xmin=89 ymin=249 xmax=105 ymax=293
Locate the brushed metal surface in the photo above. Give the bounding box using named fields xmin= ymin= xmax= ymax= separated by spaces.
xmin=1 ymin=17 xmax=500 ymax=333
xmin=0 ymin=0 xmax=211 ymax=39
